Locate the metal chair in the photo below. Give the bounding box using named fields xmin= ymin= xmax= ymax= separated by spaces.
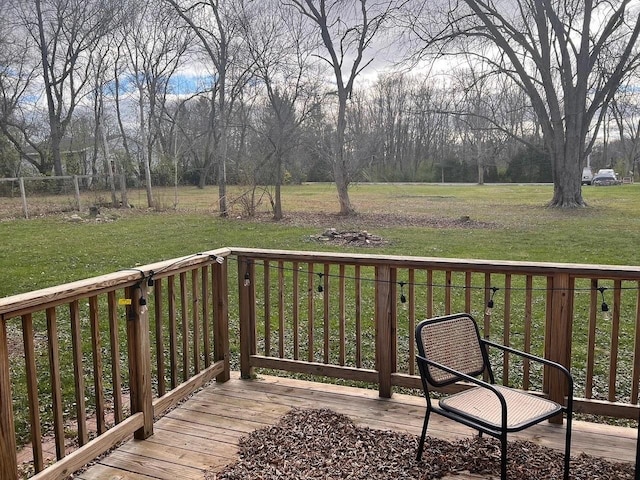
xmin=415 ymin=313 xmax=573 ymax=480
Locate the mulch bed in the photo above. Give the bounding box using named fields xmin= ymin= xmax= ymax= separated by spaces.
xmin=207 ymin=408 xmax=634 ymax=480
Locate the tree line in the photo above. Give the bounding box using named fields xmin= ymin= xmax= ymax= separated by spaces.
xmin=1 ymin=0 xmax=640 ymax=215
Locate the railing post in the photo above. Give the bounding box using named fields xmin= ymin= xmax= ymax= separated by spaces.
xmin=0 ymin=317 xmax=18 ymax=480
xmin=213 ymin=259 xmax=230 ymax=382
xmin=375 ymin=265 xmax=395 ymax=398
xmin=547 ymin=273 xmax=573 ymax=424
xmin=126 ymin=284 xmax=154 ymax=439
xmin=238 ymin=256 xmax=256 ymax=379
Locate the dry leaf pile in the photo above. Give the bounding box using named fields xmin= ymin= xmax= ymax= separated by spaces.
xmin=208 ymin=408 xmax=634 ymax=480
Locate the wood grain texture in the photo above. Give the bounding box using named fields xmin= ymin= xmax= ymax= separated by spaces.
xmin=72 ymin=374 xmax=637 ymax=480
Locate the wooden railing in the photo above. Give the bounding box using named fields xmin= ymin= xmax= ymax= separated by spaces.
xmin=233 ymin=248 xmax=640 ymax=419
xmin=2 ymin=247 xmax=640 ymax=479
xmin=0 ymin=249 xmax=230 ymax=480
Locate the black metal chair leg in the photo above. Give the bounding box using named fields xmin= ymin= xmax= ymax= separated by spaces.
xmin=500 ymin=435 xmax=507 ymax=480
xmin=416 ymin=409 xmax=431 ymax=460
xmin=564 ymin=414 xmax=572 ymax=480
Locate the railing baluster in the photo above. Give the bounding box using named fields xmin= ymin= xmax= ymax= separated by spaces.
xmin=202 ymin=266 xmax=211 ymax=367
xmin=22 ymin=313 xmax=43 ymax=472
xmin=192 ymin=269 xmax=201 ymax=374
xmin=69 ymin=301 xmax=88 ymax=445
xmin=323 ymin=263 xmax=330 ymax=364
xmin=408 ymin=268 xmax=416 ymax=376
xmin=586 ymin=279 xmax=599 ymax=399
xmin=355 ymin=265 xmax=362 ymax=369
xmin=523 ymin=275 xmax=533 ymax=390
xmin=89 ymin=296 xmax=106 ymax=435
xmin=445 ymin=270 xmax=452 ymax=314
xmin=279 ymin=261 xmax=285 ymax=359
xmin=307 ymin=263 xmax=314 ymax=363
xmin=609 ymin=280 xmax=622 ymax=402
xmin=292 ymin=261 xmax=300 ymax=361
xmin=503 ymin=274 xmax=511 ymax=386
xmin=154 ymin=280 xmax=165 ymax=397
xmin=264 ymin=260 xmax=271 ymax=356
xmin=464 ymin=271 xmax=472 ymax=312
xmin=339 ymin=264 xmax=346 ymax=366
xmin=107 ymin=291 xmax=123 ymax=424
xmin=0 ymin=315 xmax=18 ymax=480
xmin=168 ymin=275 xmax=178 ymax=389
xmin=426 ymin=270 xmax=434 ymax=318
xmin=46 ymin=307 xmax=65 ymax=459
xmin=180 ymin=272 xmax=189 ymax=382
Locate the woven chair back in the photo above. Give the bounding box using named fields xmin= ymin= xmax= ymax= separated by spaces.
xmin=417 ymin=314 xmax=487 ymax=386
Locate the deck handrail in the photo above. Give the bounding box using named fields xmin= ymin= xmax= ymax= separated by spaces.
xmin=2 ymin=247 xmax=640 ymax=479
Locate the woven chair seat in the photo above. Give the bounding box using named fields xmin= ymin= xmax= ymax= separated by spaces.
xmin=440 ymin=385 xmax=561 ymax=430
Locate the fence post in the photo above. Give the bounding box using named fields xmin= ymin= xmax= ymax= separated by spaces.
xmin=0 ymin=317 xmax=18 ymax=480
xmin=547 ymin=273 xmax=573 ymax=424
xmin=19 ymin=177 xmax=28 ymax=219
xmin=73 ymin=175 xmax=81 ymax=211
xmin=213 ymin=259 xmax=230 ymax=382
xmin=375 ymin=265 xmax=395 ymax=398
xmin=238 ymin=256 xmax=256 ymax=379
xmin=126 ymin=284 xmax=154 ymax=439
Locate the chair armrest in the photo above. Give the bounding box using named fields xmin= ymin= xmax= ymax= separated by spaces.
xmin=482 ymin=339 xmax=574 ymax=401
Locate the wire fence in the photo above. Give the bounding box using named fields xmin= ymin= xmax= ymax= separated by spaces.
xmin=0 ymin=175 xmax=129 ymax=219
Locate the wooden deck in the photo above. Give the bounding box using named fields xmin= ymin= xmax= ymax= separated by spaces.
xmin=75 ymin=374 xmax=638 ymax=480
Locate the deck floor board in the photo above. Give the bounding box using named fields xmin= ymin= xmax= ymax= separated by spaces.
xmin=75 ymin=374 xmax=638 ymax=480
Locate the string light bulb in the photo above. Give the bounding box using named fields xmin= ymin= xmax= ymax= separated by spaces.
xmin=399 ymin=281 xmax=407 ymax=303
xmin=485 ymin=286 xmax=499 ymax=316
xmin=244 ymin=270 xmax=251 ymax=287
xmin=598 ymin=286 xmax=609 ymax=319
xmin=317 ymin=273 xmax=324 ymax=292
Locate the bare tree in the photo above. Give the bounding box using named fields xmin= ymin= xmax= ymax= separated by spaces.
xmin=163 ymin=0 xmax=253 ymax=216
xmin=238 ymin=0 xmax=319 ymax=220
xmin=0 ymin=13 xmax=45 ymax=173
xmin=410 ymin=0 xmax=640 ymax=207
xmin=119 ymin=0 xmax=191 ymax=207
xmin=15 ymin=0 xmax=120 ymax=176
xmin=283 ymin=0 xmax=405 ymax=215
xmin=610 ymin=72 xmax=640 ymax=178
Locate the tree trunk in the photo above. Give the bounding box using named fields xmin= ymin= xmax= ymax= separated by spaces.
xmin=50 ymin=122 xmax=64 ymax=176
xmin=139 ymin=97 xmax=154 ymax=208
xmin=548 ymin=145 xmax=586 ymax=208
xmin=335 ymin=97 xmax=354 ymax=215
xmin=274 ymin=153 xmax=283 ymax=220
xmin=100 ymin=119 xmax=118 ymax=207
xmin=217 ymin=129 xmax=228 ymax=217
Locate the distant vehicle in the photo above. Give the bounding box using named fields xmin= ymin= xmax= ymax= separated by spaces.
xmin=581 ymin=167 xmax=593 ymax=185
xmin=592 ymin=172 xmax=620 ymax=186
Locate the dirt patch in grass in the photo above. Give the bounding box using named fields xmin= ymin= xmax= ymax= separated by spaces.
xmin=235 ymin=211 xmax=497 ymax=230
xmin=209 ymin=408 xmax=634 ymax=480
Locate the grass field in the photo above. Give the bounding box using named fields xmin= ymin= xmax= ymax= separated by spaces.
xmin=2 ymin=182 xmax=640 ymax=298
xmin=3 ymin=182 xmax=640 ymax=449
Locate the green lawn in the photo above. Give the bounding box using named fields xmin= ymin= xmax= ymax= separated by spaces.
xmin=1 ymin=183 xmax=639 ymax=298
